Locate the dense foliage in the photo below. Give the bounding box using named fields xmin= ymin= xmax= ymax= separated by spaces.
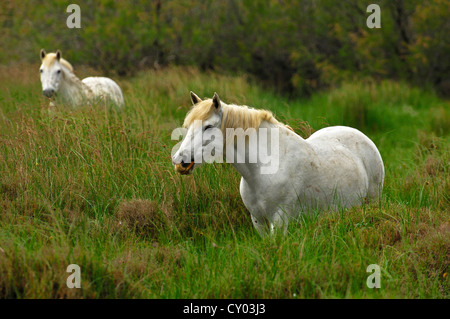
xmin=1 ymin=0 xmax=449 ymax=97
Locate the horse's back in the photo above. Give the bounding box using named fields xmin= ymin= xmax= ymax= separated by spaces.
xmin=307 ymin=126 xmax=384 ymax=198
xmin=82 ymin=76 xmax=124 ymax=107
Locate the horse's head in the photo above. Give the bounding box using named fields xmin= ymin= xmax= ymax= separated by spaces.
xmin=172 ymin=92 xmax=223 ymax=175
xmin=39 ymin=49 xmax=71 ymax=98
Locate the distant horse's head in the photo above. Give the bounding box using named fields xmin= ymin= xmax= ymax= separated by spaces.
xmin=172 ymin=92 xmax=224 ymax=175
xmin=39 ymin=49 xmax=73 ymax=98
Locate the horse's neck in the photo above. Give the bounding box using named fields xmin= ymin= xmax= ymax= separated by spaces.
xmin=59 ymin=68 xmax=92 ymax=104
xmin=228 ymin=121 xmax=309 ymax=185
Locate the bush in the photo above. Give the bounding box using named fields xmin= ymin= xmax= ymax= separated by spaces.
xmin=0 ymin=0 xmax=448 ymax=97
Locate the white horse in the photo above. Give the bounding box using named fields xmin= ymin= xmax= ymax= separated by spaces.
xmin=172 ymin=92 xmax=385 ymax=236
xmin=39 ymin=49 xmax=124 ymax=107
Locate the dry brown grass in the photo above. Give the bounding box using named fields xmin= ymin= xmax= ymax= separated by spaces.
xmin=116 ymin=198 xmax=175 ymax=239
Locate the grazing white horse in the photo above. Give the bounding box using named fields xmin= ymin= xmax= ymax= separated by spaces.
xmin=39 ymin=49 xmax=124 ymax=107
xmin=172 ymin=92 xmax=385 ymax=236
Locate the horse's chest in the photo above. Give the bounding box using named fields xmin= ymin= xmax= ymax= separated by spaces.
xmin=239 ymin=176 xmax=293 ymax=217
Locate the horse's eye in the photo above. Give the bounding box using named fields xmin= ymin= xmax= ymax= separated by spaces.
xmin=40 ymin=69 xmax=43 ymax=73
xmin=56 ymin=70 xmax=61 ymax=74
xmin=204 ymin=125 xmax=213 ymax=131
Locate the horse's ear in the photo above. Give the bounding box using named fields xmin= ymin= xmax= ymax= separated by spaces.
xmin=40 ymin=49 xmax=46 ymax=60
xmin=190 ymin=91 xmax=202 ymax=105
xmin=212 ymin=92 xmax=221 ymax=110
xmin=56 ymin=50 xmax=62 ymax=61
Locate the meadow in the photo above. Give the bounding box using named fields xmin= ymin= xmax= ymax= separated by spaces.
xmin=0 ymin=64 xmax=448 ymax=298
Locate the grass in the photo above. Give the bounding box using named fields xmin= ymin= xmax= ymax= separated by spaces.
xmin=0 ymin=64 xmax=448 ymax=298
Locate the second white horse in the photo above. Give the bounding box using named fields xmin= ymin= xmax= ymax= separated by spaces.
xmin=39 ymin=49 xmax=124 ymax=107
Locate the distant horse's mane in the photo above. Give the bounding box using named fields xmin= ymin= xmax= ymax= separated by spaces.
xmin=183 ymin=99 xmax=288 ymax=132
xmin=42 ymin=53 xmax=74 ymax=73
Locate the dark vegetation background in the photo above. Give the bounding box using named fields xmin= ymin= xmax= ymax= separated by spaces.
xmin=1 ymin=0 xmax=449 ymax=98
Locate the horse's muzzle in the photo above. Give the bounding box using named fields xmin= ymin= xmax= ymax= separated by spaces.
xmin=43 ymin=89 xmax=55 ymax=98
xmin=180 ymin=160 xmax=192 ymax=169
xmin=174 ymin=160 xmax=195 ymax=175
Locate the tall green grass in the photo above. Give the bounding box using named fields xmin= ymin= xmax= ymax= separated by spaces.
xmin=0 ymin=65 xmax=448 ymax=298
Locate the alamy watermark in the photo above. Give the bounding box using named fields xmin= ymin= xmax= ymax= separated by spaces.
xmin=66 ymin=3 xmax=380 ymax=29
xmin=366 ymin=264 xmax=381 ymax=288
xmin=171 ymin=121 xmax=280 ymax=174
xmin=366 ymin=4 xmax=381 ymax=29
xmin=66 ymin=4 xmax=81 ymax=29
xmin=66 ymin=264 xmax=81 ymax=288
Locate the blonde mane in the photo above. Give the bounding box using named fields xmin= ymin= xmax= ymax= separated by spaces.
xmin=183 ymin=99 xmax=286 ymax=132
xmin=42 ymin=53 xmax=74 ymax=73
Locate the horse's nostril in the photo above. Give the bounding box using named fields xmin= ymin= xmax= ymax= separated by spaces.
xmin=43 ymin=89 xmax=55 ymax=97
